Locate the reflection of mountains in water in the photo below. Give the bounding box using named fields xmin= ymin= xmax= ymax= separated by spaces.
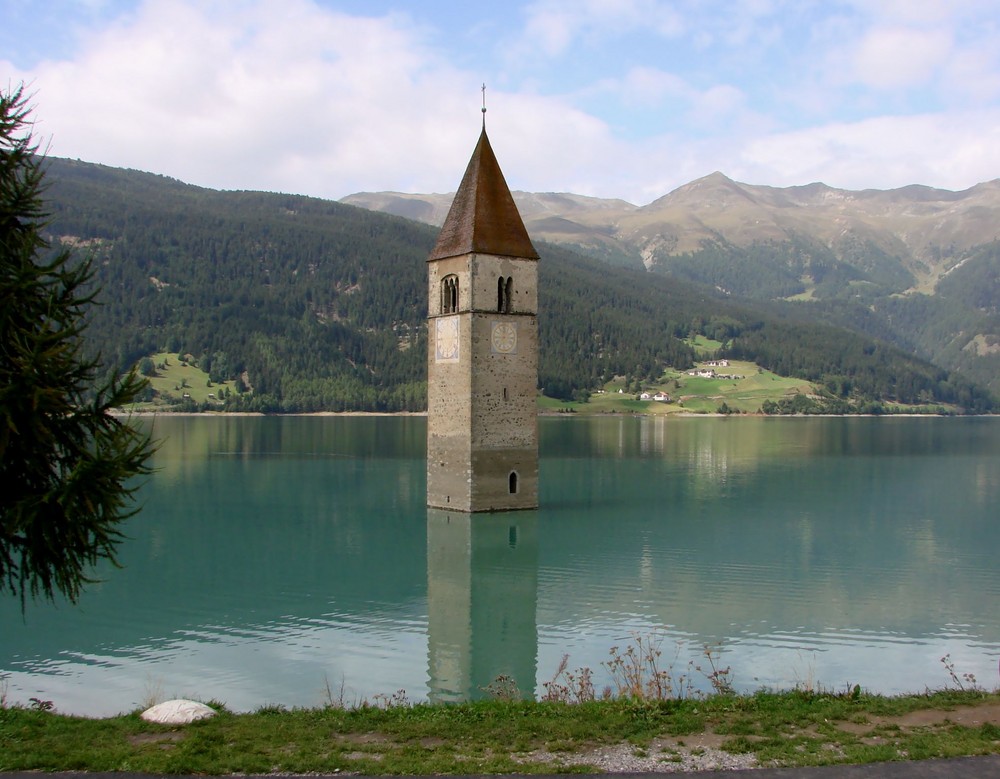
xmin=1 ymin=415 xmax=431 ymax=670
xmin=539 ymin=416 xmax=1000 ymax=642
xmin=3 ymin=416 xmax=999 ymax=706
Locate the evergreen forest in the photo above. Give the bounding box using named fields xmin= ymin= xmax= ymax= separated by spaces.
xmin=42 ymin=158 xmax=996 ymax=413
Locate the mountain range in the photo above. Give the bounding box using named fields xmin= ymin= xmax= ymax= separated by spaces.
xmin=33 ymin=157 xmax=997 ymax=413
xmin=344 ymin=174 xmax=1000 ymax=393
xmin=343 ymin=173 xmax=1000 ymax=283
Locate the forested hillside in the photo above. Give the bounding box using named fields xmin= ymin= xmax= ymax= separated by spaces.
xmin=47 ymin=159 xmax=429 ymax=411
xmin=349 ymin=174 xmax=1000 ymax=394
xmin=649 ymin=238 xmax=1000 ymax=395
xmin=42 ymin=158 xmax=995 ymax=413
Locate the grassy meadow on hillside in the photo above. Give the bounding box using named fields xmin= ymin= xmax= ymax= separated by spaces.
xmin=136 ymin=353 xmax=238 ymax=410
xmin=541 ymin=357 xmax=816 ymax=415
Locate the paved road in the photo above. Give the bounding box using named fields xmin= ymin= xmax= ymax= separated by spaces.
xmin=4 ymin=755 xmax=1000 ymax=778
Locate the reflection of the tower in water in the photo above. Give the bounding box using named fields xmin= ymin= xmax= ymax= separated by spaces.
xmin=426 ymin=509 xmax=538 ymax=702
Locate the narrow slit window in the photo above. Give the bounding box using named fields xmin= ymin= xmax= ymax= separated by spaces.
xmin=508 ymin=471 xmax=518 ymax=494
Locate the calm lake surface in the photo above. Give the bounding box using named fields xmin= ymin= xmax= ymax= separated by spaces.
xmin=2 ymin=415 xmax=999 ymax=716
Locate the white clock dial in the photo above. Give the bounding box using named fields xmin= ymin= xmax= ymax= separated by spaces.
xmin=491 ymin=322 xmax=517 ymax=354
xmin=435 ymin=316 xmax=459 ymax=362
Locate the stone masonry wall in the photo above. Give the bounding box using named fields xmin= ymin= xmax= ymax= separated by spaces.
xmin=427 ymin=252 xmax=539 ymax=512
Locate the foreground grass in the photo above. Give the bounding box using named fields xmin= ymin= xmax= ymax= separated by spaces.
xmin=2 ymin=689 xmax=999 ymax=774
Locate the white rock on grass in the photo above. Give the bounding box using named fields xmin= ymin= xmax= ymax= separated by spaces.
xmin=141 ymin=699 xmax=217 ymax=724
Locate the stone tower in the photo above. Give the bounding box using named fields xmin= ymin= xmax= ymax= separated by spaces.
xmin=426 ymin=124 xmax=540 ymax=512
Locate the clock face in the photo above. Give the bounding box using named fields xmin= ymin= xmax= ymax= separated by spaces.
xmin=491 ymin=322 xmax=517 ymax=354
xmin=435 ymin=316 xmax=460 ymax=362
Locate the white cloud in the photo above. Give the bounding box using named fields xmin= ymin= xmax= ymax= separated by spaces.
xmin=940 ymin=33 xmax=1000 ymax=104
xmin=515 ymin=0 xmax=684 ymax=59
xmin=736 ymin=111 xmax=1000 ymax=190
xmin=616 ymin=67 xmax=690 ymax=107
xmin=710 ymin=0 xmax=783 ymax=48
xmin=851 ymin=26 xmax=953 ymax=90
xmin=586 ymin=66 xmax=752 ymax=130
xmin=519 ymin=2 xmax=577 ymax=58
xmin=4 ymin=0 xmax=1000 ymax=205
xmin=478 ymin=91 xmax=622 ymax=196
xmin=687 ymin=85 xmax=749 ymax=128
xmin=821 ymin=1 xmax=1000 ymax=104
xmin=7 ymin=0 xmax=477 ymax=198
xmin=846 ymin=0 xmax=995 ymax=26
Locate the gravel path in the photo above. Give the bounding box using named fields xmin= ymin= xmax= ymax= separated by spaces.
xmin=520 ymin=738 xmax=758 ymax=773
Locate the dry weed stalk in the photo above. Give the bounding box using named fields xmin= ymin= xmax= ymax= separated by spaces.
xmin=537 ymin=633 xmax=735 ymax=704
xmin=371 ymin=689 xmax=409 ymax=708
xmin=541 ymin=654 xmax=609 ymax=703
xmin=482 ymin=674 xmax=522 ymax=701
xmin=604 ymin=633 xmax=691 ymax=699
xmin=940 ymin=653 xmax=980 ymax=691
xmin=697 ymin=643 xmax=735 ymax=696
xmin=322 ymin=673 xmax=349 ymax=709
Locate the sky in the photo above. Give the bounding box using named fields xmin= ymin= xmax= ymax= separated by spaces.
xmin=3 ymin=0 xmax=1000 ymax=205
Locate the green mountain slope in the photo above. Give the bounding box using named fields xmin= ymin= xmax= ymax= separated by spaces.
xmin=41 ymin=158 xmax=995 ymax=413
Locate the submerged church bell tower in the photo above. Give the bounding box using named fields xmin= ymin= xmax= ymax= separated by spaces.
xmin=426 ymin=111 xmax=540 ymax=512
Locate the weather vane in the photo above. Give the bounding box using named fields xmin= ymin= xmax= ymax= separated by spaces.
xmin=482 ymin=83 xmax=487 ymax=127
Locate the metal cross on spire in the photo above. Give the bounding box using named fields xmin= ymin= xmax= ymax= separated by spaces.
xmin=481 ymin=83 xmax=487 ymax=128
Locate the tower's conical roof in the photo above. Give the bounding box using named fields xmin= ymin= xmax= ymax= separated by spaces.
xmin=428 ymin=127 xmax=539 ymax=261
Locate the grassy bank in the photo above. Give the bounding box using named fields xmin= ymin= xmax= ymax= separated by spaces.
xmin=2 ymin=688 xmax=999 ymax=774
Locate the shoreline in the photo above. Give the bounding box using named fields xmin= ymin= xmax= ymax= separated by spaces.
xmin=114 ymin=409 xmax=429 ymax=417
xmin=113 ymin=409 xmax=996 ymax=418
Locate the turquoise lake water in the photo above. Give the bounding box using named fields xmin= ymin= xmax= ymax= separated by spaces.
xmin=2 ymin=415 xmax=998 ymax=715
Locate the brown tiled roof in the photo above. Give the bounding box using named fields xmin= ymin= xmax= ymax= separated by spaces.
xmin=428 ymin=127 xmax=540 ymax=261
